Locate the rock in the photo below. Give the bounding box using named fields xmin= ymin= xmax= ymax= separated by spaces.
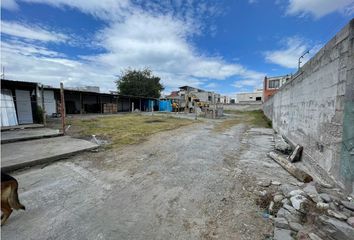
xmin=341 ymin=201 xmax=354 ymax=211
xmin=272 ymin=181 xmax=282 ymax=186
xmin=277 ymin=207 xmax=302 ymax=223
xmin=289 ymin=222 xmax=303 ymax=232
xmin=329 ymin=202 xmax=339 ymax=211
xmin=319 ymin=193 xmax=332 ymax=203
xmin=327 ymin=209 xmax=348 ymax=220
xmin=290 ymin=195 xmax=308 ymax=213
xmin=274 ymin=217 xmax=290 ymax=229
xmin=283 ymin=204 xmax=300 ymax=215
xmin=257 ymin=190 xmax=267 ymax=196
xmin=316 ymin=202 xmax=329 ymax=210
xmin=281 ymin=198 xmax=290 ymax=205
xmin=281 ymin=184 xmax=299 ymax=197
xmin=303 ymin=184 xmax=322 ymax=203
xmin=257 ymin=179 xmax=271 ymax=187
xmin=347 ymin=217 xmax=354 ymax=227
xmin=274 ymin=194 xmax=284 ymax=203
xmin=274 ymin=227 xmax=294 ymax=240
xmin=318 ymin=215 xmax=354 ymax=240
xmin=274 ymin=135 xmax=292 ymax=154
xmin=309 ymin=233 xmax=323 ymax=240
xmin=289 ymin=189 xmax=307 ymax=197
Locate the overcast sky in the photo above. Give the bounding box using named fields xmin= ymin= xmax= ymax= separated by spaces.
xmin=1 ymin=0 xmax=354 ymax=96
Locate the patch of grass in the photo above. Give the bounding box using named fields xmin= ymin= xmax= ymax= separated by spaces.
xmin=67 ymin=114 xmax=193 ymax=148
xmin=214 ymin=110 xmax=272 ymax=132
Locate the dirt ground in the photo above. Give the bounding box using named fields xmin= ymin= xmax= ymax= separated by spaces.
xmin=2 ymin=114 xmax=298 ymax=240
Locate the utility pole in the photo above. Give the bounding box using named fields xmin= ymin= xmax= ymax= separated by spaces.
xmin=60 ymin=82 xmax=66 ymax=135
xmin=298 ymin=50 xmax=309 ymax=70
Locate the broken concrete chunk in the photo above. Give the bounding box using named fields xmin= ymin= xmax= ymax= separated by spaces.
xmin=274 ymin=194 xmax=284 ymax=203
xmin=274 ymin=135 xmax=292 ymax=154
xmin=318 ymin=215 xmax=354 ymax=240
xmin=282 ymin=198 xmax=290 ymax=205
xmin=327 ymin=209 xmax=348 ymax=220
xmin=290 ymin=195 xmax=308 ymax=213
xmin=319 ymin=193 xmax=332 ymax=203
xmin=272 ymin=180 xmax=282 ymax=186
xmin=283 ymin=204 xmax=300 ymax=215
xmin=289 ymin=222 xmax=303 ymax=232
xmin=257 ymin=179 xmax=271 ymax=187
xmin=347 ymin=217 xmax=354 ymax=227
xmin=308 ymin=233 xmax=324 ymax=240
xmin=341 ymin=201 xmax=354 ymax=211
xmin=288 ymin=145 xmax=303 ymax=163
xmin=281 ymin=184 xmax=299 ymax=197
xmin=289 ymin=189 xmax=307 ymax=197
xmin=277 ymin=207 xmax=302 ymax=223
xmin=274 ymin=227 xmax=294 ymax=240
xmin=303 ymin=184 xmax=322 ymax=203
xmin=274 ymin=217 xmax=290 ymax=229
xmin=316 ymin=202 xmax=330 ymax=210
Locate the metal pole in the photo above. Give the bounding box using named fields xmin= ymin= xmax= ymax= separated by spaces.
xmin=60 ymin=82 xmax=66 ymax=135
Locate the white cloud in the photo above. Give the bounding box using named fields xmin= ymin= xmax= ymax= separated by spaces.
xmin=264 ymin=36 xmax=322 ymax=69
xmin=1 ymin=21 xmax=68 ymax=42
xmin=286 ymin=0 xmax=354 ymax=18
xmin=1 ymin=0 xmax=19 ymax=10
xmin=2 ymin=0 xmax=265 ymax=94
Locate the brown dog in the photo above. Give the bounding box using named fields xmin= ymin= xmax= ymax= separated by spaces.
xmin=1 ymin=172 xmax=25 ymax=225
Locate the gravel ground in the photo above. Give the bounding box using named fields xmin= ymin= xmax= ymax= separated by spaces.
xmin=2 ymin=120 xmax=297 ymax=240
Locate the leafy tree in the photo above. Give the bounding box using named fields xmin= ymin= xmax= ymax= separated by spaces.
xmin=115 ymin=68 xmax=164 ymax=98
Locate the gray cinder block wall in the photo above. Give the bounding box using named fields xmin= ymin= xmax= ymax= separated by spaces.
xmin=263 ymin=19 xmax=354 ymax=193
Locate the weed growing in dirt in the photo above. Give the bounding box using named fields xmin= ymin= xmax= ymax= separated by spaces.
xmin=215 ymin=110 xmax=271 ymax=132
xmin=67 ymin=114 xmax=193 ymax=148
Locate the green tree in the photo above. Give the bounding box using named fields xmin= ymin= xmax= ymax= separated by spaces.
xmin=115 ymin=68 xmax=164 ymax=98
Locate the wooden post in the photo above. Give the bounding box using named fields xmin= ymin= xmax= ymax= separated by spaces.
xmin=132 ymin=102 xmax=134 ymax=112
xmin=60 ymin=82 xmax=66 ymax=135
xmin=80 ymin=92 xmax=83 ymax=114
xmin=268 ymin=151 xmax=313 ymax=183
xmin=194 ymin=103 xmax=197 ymax=120
xmin=41 ymin=85 xmax=46 ymax=126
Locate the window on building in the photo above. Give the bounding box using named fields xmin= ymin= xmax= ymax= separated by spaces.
xmin=249 ymin=96 xmax=253 ymax=99
xmin=268 ymin=79 xmax=280 ymax=89
xmin=256 ymin=97 xmax=261 ymax=101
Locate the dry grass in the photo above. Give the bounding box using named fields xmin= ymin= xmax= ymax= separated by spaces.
xmin=67 ymin=114 xmax=193 ymax=148
xmin=214 ymin=110 xmax=272 ymax=132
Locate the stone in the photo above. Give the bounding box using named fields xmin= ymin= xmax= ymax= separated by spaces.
xmin=274 ymin=135 xmax=292 ymax=154
xmin=277 ymin=207 xmax=302 ymax=223
xmin=319 ymin=193 xmax=332 ymax=203
xmin=272 ymin=181 xmax=282 ymax=186
xmin=303 ymin=184 xmax=322 ymax=203
xmin=290 ymin=195 xmax=308 ymax=212
xmin=327 ymin=209 xmax=348 ymax=220
xmin=347 ymin=217 xmax=354 ymax=227
xmin=309 ymin=233 xmax=323 ymax=240
xmin=274 ymin=227 xmax=294 ymax=240
xmin=283 ymin=204 xmax=300 ymax=215
xmin=274 ymin=194 xmax=284 ymax=203
xmin=289 ymin=222 xmax=303 ymax=232
xmin=316 ymin=202 xmax=329 ymax=210
xmin=282 ymin=198 xmax=290 ymax=205
xmin=274 ymin=217 xmax=290 ymax=229
xmin=257 ymin=190 xmax=267 ymax=196
xmin=341 ymin=201 xmax=354 ymax=211
xmin=257 ymin=179 xmax=271 ymax=187
xmin=289 ymin=189 xmax=307 ymax=197
xmin=281 ymin=184 xmax=299 ymax=197
xmin=318 ymin=215 xmax=354 ymax=240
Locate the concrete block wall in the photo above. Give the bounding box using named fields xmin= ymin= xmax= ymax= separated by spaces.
xmin=263 ymin=19 xmax=354 ymax=193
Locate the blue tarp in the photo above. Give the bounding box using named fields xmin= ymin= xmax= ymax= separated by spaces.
xmin=159 ymin=100 xmax=172 ymax=112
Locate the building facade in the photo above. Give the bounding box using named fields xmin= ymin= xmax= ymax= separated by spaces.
xmin=236 ymin=89 xmax=263 ymax=103
xmin=263 ymin=75 xmax=291 ymax=102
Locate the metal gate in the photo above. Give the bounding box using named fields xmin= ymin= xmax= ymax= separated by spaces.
xmin=15 ymin=89 xmax=33 ymax=124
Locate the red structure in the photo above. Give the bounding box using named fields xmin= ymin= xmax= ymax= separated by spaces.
xmin=263 ymin=75 xmax=291 ymax=102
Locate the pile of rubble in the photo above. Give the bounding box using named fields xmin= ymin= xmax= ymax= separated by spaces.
xmin=257 ymin=180 xmax=354 ymax=240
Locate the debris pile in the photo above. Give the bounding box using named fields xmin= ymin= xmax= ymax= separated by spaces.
xmin=257 ymin=180 xmax=354 ymax=240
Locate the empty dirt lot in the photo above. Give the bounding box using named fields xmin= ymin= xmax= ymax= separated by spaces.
xmin=2 ymin=113 xmax=298 ymax=240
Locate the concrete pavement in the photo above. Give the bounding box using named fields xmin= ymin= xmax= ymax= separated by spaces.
xmin=1 ymin=128 xmax=62 ymax=143
xmin=1 ymin=136 xmax=98 ymax=172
